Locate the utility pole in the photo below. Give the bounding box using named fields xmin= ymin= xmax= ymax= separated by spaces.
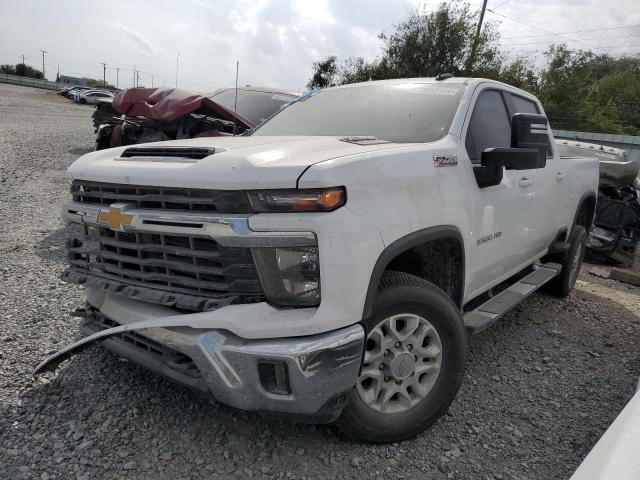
xmin=21 ymin=54 xmax=25 ymax=65
xmin=466 ymin=0 xmax=488 ymax=74
xmin=233 ymin=61 xmax=239 ymax=136
xmin=133 ymin=65 xmax=136 ymax=88
xmin=136 ymin=70 xmax=139 ymax=88
xmin=175 ymin=51 xmax=179 ymax=88
xmin=116 ymin=67 xmax=119 ymax=88
xmin=40 ymin=50 xmax=47 ymax=79
xmin=151 ymin=75 xmax=154 ymax=88
xmin=101 ymin=62 xmax=106 ymax=86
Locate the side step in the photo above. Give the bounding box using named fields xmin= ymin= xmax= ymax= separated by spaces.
xmin=463 ymin=262 xmax=562 ymax=334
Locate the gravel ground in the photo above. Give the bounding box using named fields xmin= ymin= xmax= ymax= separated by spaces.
xmin=1 ymin=83 xmax=639 ymax=480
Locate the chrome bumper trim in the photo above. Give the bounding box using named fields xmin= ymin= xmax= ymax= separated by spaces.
xmin=62 ymin=201 xmax=316 ymax=247
xmin=35 ymin=310 xmax=365 ymax=416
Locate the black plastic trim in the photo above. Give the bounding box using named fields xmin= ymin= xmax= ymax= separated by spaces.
xmin=572 ymin=190 xmax=597 ymax=234
xmin=80 ymin=319 xmax=209 ymax=393
xmin=362 ymin=225 xmax=465 ymax=320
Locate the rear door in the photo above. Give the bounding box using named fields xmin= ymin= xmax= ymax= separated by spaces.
xmin=463 ymin=87 xmax=537 ymax=298
xmin=504 ymin=92 xmax=568 ymax=253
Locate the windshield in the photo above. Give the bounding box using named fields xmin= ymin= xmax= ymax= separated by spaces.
xmin=211 ymin=89 xmax=296 ymax=125
xmin=252 ymin=83 xmax=465 ymax=143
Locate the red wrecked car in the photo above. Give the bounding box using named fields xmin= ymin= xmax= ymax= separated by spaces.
xmin=93 ymin=86 xmax=298 ymax=150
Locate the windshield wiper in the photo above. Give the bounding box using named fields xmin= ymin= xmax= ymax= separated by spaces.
xmin=339 ymin=136 xmax=392 ymax=145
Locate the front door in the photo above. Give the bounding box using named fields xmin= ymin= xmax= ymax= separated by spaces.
xmin=463 ymin=87 xmax=540 ymax=300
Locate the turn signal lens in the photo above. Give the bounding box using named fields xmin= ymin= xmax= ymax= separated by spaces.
xmin=247 ymin=187 xmax=346 ymax=213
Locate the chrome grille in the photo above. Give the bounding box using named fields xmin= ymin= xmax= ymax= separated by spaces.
xmin=71 ymin=180 xmax=252 ymax=213
xmin=67 ymin=225 xmax=263 ymax=300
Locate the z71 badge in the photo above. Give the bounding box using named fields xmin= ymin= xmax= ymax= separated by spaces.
xmin=433 ymin=155 xmax=457 ymax=167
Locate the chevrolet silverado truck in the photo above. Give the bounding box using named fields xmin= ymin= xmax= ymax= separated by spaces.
xmin=36 ymin=77 xmax=599 ymax=442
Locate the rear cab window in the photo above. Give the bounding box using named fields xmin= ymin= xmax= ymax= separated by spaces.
xmin=505 ymin=93 xmax=553 ymax=158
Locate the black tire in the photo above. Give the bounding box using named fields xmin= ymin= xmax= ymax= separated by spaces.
xmin=335 ymin=271 xmax=466 ymax=443
xmin=545 ymin=226 xmax=587 ymax=297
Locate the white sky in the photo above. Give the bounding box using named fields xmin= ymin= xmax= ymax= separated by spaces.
xmin=0 ymin=0 xmax=638 ymax=92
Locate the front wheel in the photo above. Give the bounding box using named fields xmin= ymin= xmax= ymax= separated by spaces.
xmin=335 ymin=272 xmax=466 ymax=443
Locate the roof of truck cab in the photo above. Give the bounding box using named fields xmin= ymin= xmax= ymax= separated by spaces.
xmin=327 ymin=77 xmax=468 ymax=88
xmin=325 ymin=77 xmax=528 ymax=92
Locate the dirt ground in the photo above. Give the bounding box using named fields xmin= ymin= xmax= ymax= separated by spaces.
xmin=0 ymin=83 xmax=639 ymax=480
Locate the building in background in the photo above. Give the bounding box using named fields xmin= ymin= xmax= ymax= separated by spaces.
xmin=56 ymin=74 xmax=88 ymax=86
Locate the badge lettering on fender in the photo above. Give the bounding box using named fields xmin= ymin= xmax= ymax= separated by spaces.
xmin=477 ymin=231 xmax=502 ymax=246
xmin=433 ymin=155 xmax=457 ymax=167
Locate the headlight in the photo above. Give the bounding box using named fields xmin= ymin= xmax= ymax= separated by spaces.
xmin=247 ymin=187 xmax=346 ymax=213
xmin=253 ymin=247 xmax=320 ymax=306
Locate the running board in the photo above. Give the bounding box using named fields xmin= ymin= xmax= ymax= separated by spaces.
xmin=463 ymin=263 xmax=562 ymax=334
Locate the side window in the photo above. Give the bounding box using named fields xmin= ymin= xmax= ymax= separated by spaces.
xmin=465 ymin=90 xmax=511 ymax=164
xmin=509 ymin=94 xmax=539 ymax=114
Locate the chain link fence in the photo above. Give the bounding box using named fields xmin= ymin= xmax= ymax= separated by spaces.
xmin=0 ymin=73 xmax=72 ymax=91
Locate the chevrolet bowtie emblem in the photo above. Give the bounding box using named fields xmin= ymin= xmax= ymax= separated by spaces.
xmin=98 ymin=206 xmax=135 ymax=231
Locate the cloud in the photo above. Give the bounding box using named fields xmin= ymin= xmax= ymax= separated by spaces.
xmin=118 ymin=24 xmax=157 ymax=55
xmin=0 ymin=0 xmax=639 ymax=89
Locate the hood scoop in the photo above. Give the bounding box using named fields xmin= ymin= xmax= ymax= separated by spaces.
xmin=117 ymin=146 xmax=216 ymax=163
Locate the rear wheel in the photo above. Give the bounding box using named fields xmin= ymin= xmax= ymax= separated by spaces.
xmin=545 ymin=226 xmax=587 ymax=297
xmin=336 ymin=272 xmax=466 ymax=443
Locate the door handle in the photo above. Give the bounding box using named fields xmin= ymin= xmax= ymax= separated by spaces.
xmin=519 ymin=177 xmax=534 ymax=188
xmin=556 ymin=172 xmax=566 ymax=181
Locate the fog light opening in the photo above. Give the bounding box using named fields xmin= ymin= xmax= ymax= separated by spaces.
xmin=258 ymin=361 xmax=291 ymax=395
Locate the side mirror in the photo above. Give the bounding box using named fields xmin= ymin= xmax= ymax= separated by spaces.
xmin=511 ymin=113 xmax=549 ymax=163
xmin=481 ymin=147 xmax=543 ymax=170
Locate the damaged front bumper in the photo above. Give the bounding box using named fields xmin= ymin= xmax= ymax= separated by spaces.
xmin=35 ymin=291 xmax=365 ymax=422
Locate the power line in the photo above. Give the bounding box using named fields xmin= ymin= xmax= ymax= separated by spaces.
xmin=486 ymin=8 xmax=600 ymax=49
xmin=502 ymin=32 xmax=640 ymax=46
xmin=502 ymin=23 xmax=640 ymax=39
xmin=491 ymin=0 xmax=511 ymax=10
xmin=594 ymin=43 xmax=640 ymax=50
xmin=0 ymin=49 xmax=222 ymax=92
xmin=504 ymin=42 xmax=640 ymax=51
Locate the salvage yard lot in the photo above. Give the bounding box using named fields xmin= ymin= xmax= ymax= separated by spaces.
xmin=0 ymin=82 xmax=639 ymax=480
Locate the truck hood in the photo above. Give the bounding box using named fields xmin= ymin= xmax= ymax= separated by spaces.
xmin=68 ymin=136 xmax=414 ymax=189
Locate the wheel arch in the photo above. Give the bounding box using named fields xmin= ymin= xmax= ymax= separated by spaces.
xmin=572 ymin=191 xmax=597 ymax=235
xmin=362 ymin=225 xmax=465 ymax=321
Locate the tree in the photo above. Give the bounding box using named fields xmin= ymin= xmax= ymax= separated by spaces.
xmin=381 ymin=2 xmax=501 ymax=78
xmin=305 ymin=1 xmax=640 ymax=135
xmin=307 ymin=56 xmax=338 ymax=89
xmin=14 ymin=63 xmax=44 ymax=79
xmin=86 ymin=78 xmax=115 ymax=88
xmin=0 ymin=64 xmax=17 ymax=75
xmin=307 ymin=2 xmax=504 ymax=88
xmin=538 ymin=45 xmax=640 ymax=134
xmin=498 ymin=56 xmax=538 ymax=93
xmin=586 ymin=70 xmax=640 ymax=135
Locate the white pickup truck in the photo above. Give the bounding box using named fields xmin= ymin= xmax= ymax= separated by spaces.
xmin=36 ymin=77 xmax=599 ymax=442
